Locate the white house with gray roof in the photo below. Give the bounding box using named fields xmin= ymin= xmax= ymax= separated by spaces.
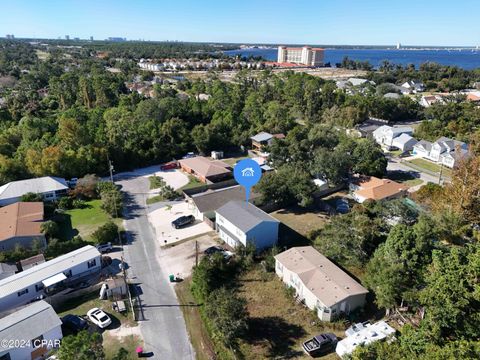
xmin=215 ymin=201 xmax=279 ymax=251
xmin=373 ymin=125 xmax=414 ymax=149
xmin=0 ymin=301 xmax=62 ymax=360
xmin=413 ymin=137 xmax=468 ymax=168
xmin=0 ymin=176 xmax=68 ymax=206
xmin=0 ymin=245 xmax=101 ymax=313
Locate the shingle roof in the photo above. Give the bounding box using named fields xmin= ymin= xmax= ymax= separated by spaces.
xmin=191 ymin=186 xmax=260 ymax=214
xmin=0 ymin=202 xmax=44 ymax=242
xmin=0 ymin=301 xmax=61 ymax=346
xmin=19 ymin=254 xmax=46 ymax=271
xmin=414 ymin=140 xmax=432 ymax=152
xmin=275 ymin=246 xmax=368 ymax=307
xmin=0 ymin=245 xmax=100 ymax=296
xmin=250 ymin=132 xmax=273 ymax=142
xmin=0 ymin=263 xmax=17 ymax=280
xmin=392 ymin=133 xmax=417 ymax=146
xmin=0 ymin=177 xmax=68 ymax=202
xmin=179 ymin=156 xmax=231 ymax=178
xmin=354 ymin=177 xmax=408 ymax=201
xmin=216 ymin=201 xmax=279 ymax=233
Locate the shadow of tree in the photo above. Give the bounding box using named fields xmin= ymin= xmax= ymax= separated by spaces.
xmin=245 ymin=316 xmax=306 ymax=358
xmin=55 ymin=213 xmax=79 ymax=241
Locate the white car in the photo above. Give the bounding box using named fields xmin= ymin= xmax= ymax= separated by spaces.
xmin=87 ymin=308 xmax=112 ymax=329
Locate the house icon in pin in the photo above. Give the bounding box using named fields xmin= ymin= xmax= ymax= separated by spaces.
xmin=241 ymin=167 xmax=255 ymax=177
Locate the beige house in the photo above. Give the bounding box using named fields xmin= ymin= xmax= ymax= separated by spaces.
xmin=275 ymin=246 xmax=368 ymax=321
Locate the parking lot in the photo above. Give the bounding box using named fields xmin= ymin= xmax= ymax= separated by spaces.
xmin=148 ymin=202 xmax=213 ymax=246
xmin=146 ymin=168 xmax=189 ymax=191
xmin=159 ymin=234 xmax=219 ymax=278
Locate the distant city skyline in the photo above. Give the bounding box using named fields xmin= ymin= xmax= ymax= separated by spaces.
xmin=1 ymin=0 xmax=479 ymax=47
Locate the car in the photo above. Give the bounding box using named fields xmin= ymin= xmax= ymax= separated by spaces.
xmin=204 ymin=246 xmax=225 ymax=255
xmin=160 ymin=161 xmax=179 ymax=171
xmin=171 ymin=215 xmax=195 ymax=229
xmin=302 ymin=333 xmax=338 ymax=357
xmin=335 ymin=199 xmax=349 ymax=214
xmin=62 ymin=314 xmax=89 ymax=332
xmin=96 ymin=242 xmax=113 ymax=253
xmin=182 ymin=152 xmax=196 ymax=159
xmin=87 ymin=308 xmax=112 ymax=329
xmin=345 ymin=321 xmax=371 ymax=337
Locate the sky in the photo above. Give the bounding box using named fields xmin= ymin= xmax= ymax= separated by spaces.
xmin=1 ymin=0 xmax=479 ymax=46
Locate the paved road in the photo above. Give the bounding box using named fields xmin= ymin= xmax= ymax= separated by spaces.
xmin=387 ymin=158 xmax=441 ymax=191
xmin=117 ymin=173 xmax=195 ymax=360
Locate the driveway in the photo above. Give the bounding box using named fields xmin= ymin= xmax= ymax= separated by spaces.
xmin=116 ymin=171 xmax=195 ymax=359
xmin=160 ymin=234 xmax=218 ymax=278
xmin=387 ymin=157 xmax=440 ymax=192
xmin=147 ymin=169 xmax=189 ymax=191
xmin=148 ymin=202 xmax=212 ymax=247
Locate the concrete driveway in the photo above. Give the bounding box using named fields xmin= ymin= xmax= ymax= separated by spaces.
xmin=147 ymin=169 xmax=189 ymax=191
xmin=148 ymin=202 xmax=212 ymax=247
xmin=160 ymin=234 xmax=218 ymax=278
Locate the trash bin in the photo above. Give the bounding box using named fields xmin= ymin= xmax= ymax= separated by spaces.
xmin=169 ymin=274 xmax=175 ymax=282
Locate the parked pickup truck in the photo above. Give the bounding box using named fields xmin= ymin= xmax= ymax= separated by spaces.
xmin=171 ymin=215 xmax=195 ymax=229
xmin=302 ymin=333 xmax=338 ymax=357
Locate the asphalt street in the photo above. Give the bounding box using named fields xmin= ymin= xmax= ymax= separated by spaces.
xmin=117 ymin=173 xmax=195 ymax=360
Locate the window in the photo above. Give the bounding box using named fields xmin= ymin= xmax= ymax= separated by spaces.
xmin=32 ymin=335 xmax=44 ymax=348
xmin=87 ymin=259 xmax=97 ymax=268
xmin=17 ymin=289 xmax=29 ymax=297
xmin=35 ymin=283 xmax=44 ymax=292
xmin=0 ymin=353 xmax=11 ymax=360
xmin=64 ymin=270 xmax=72 ymax=278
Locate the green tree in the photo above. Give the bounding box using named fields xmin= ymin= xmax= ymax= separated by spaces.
xmin=57 ymin=331 xmax=105 ymax=360
xmin=91 ymin=221 xmax=119 ymax=245
xmin=352 ymin=138 xmax=387 ymax=177
xmin=20 ymin=192 xmax=43 ymax=202
xmin=40 ymin=220 xmax=59 ymax=238
xmin=100 ymin=188 xmax=123 ymax=217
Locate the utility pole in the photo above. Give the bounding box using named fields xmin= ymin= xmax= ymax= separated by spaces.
xmin=195 ymin=240 xmax=199 ymax=267
xmin=438 ymin=162 xmax=443 ymax=185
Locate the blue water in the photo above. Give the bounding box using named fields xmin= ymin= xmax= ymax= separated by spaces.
xmin=224 ymin=48 xmax=480 ymax=70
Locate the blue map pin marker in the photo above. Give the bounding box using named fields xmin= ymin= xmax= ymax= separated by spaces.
xmin=234 ymin=158 xmax=262 ymax=202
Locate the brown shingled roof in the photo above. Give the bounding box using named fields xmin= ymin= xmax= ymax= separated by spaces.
xmin=355 ymin=177 xmax=408 ymax=201
xmin=179 ymin=156 xmax=232 ymax=178
xmin=0 ymin=202 xmax=44 ymax=242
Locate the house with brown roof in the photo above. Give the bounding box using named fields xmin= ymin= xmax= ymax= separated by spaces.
xmin=275 ymin=246 xmax=368 ymax=321
xmin=0 ymin=202 xmax=46 ymax=252
xmin=178 ymin=156 xmax=232 ymax=183
xmin=350 ymin=176 xmax=408 ymax=203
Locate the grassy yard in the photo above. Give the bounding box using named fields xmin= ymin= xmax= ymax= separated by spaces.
xmin=271 ymin=206 xmax=329 ymax=238
xmin=407 ymin=158 xmax=452 ymax=177
xmin=148 ymin=175 xmax=165 ymax=189
xmin=222 ymin=156 xmax=249 ymax=167
xmin=387 ymin=170 xmax=424 ymax=187
xmin=103 ymin=333 xmax=142 ymax=360
xmin=57 ymin=199 xmax=122 ymax=242
xmin=237 ymin=267 xmax=345 ymax=359
xmin=178 ymin=174 xmax=204 ymax=191
xmin=175 ymin=279 xmax=216 ymax=360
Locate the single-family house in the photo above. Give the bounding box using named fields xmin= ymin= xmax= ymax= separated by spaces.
xmin=372 ymin=125 xmax=413 ymax=148
xmin=348 ymin=78 xmax=375 ymax=87
xmin=19 ymin=254 xmax=46 ymax=271
xmin=0 ymin=301 xmax=62 ymax=360
xmin=401 ymin=80 xmax=425 ymax=93
xmin=189 ymin=185 xmax=260 ymax=226
xmin=0 ymin=245 xmax=101 ymax=313
xmin=420 ymin=95 xmax=444 ymax=107
xmin=350 ymin=176 xmax=409 ymax=203
xmin=0 ymin=177 xmax=69 ymax=206
xmin=336 ymin=320 xmax=396 ymax=357
xmin=250 ymin=132 xmax=285 ymax=151
xmin=178 ymin=156 xmax=232 ymax=183
xmin=0 ymin=202 xmax=46 ymax=252
xmin=275 ymin=246 xmax=368 ymax=322
xmin=383 ymin=92 xmax=401 ymax=100
xmin=252 ymin=157 xmax=274 ymax=172
xmin=391 ymin=133 xmax=418 ymax=152
xmin=215 ymin=201 xmax=279 ymax=251
xmin=413 ymin=137 xmax=468 ymax=168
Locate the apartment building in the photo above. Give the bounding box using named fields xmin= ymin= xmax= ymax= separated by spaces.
xmin=277 ymin=46 xmax=324 ymax=66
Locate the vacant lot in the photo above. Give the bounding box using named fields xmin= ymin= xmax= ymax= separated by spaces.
xmin=237 ymin=267 xmax=345 ymax=359
xmin=58 ymin=199 xmax=122 ymax=241
xmin=271 ymin=206 xmax=329 ymax=239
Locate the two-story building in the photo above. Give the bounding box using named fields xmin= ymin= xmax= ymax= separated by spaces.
xmin=372 ymin=125 xmax=414 ymax=149
xmin=275 ymin=246 xmax=368 ymax=322
xmin=215 ymin=201 xmax=279 ymax=251
xmin=0 ymin=246 xmax=101 ymax=313
xmin=0 ymin=301 xmax=62 ymax=360
xmin=412 ymin=136 xmax=468 ymax=168
xmin=250 ymin=132 xmax=285 ymax=151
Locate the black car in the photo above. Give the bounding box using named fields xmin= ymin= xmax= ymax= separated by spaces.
xmin=171 ymin=215 xmax=195 ymax=229
xmin=204 ymin=246 xmax=225 ymax=255
xmin=302 ymin=333 xmax=338 ymax=357
xmin=62 ymin=314 xmax=89 ymax=333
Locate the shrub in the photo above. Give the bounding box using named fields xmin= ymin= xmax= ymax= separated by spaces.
xmin=100 ymin=189 xmax=123 ymax=217
xmin=72 ymin=199 xmax=87 ymax=209
xmin=20 ymin=192 xmax=42 ymax=202
xmin=46 ymin=236 xmax=87 ymax=258
xmin=40 ymin=220 xmax=59 ymax=238
xmin=72 ymin=174 xmax=101 ymax=199
xmin=58 ymin=196 xmax=74 ymax=210
xmin=149 ymin=176 xmax=166 ymax=189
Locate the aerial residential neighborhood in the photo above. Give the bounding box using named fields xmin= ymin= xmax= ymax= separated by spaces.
xmin=0 ymin=2 xmax=479 ymax=360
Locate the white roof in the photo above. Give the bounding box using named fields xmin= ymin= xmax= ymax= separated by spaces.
xmin=336 ymin=321 xmax=395 ymax=357
xmin=392 ymin=133 xmax=417 ymax=146
xmin=0 ymin=245 xmax=100 ymax=296
xmin=0 ymin=301 xmax=61 ymax=346
xmin=0 ymin=176 xmax=68 ymax=202
xmin=42 ymin=273 xmax=67 ymax=287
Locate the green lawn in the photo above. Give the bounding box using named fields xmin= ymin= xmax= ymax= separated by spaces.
xmin=148 ymin=176 xmax=165 ymax=190
xmin=407 ymin=158 xmax=452 ymax=177
xmin=222 ymin=156 xmax=249 ymax=167
xmin=178 ymin=174 xmax=204 ymax=191
xmin=58 ymin=199 xmax=122 ymax=242
xmin=146 ymin=194 xmax=166 ymax=205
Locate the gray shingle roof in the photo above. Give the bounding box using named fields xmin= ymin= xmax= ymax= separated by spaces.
xmin=415 ymin=140 xmax=432 ymax=152
xmin=0 ymin=301 xmax=61 ymax=346
xmin=216 ymin=201 xmax=279 ymax=233
xmin=250 ymin=132 xmax=273 ymax=142
xmin=191 ymin=186 xmax=260 ymax=213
